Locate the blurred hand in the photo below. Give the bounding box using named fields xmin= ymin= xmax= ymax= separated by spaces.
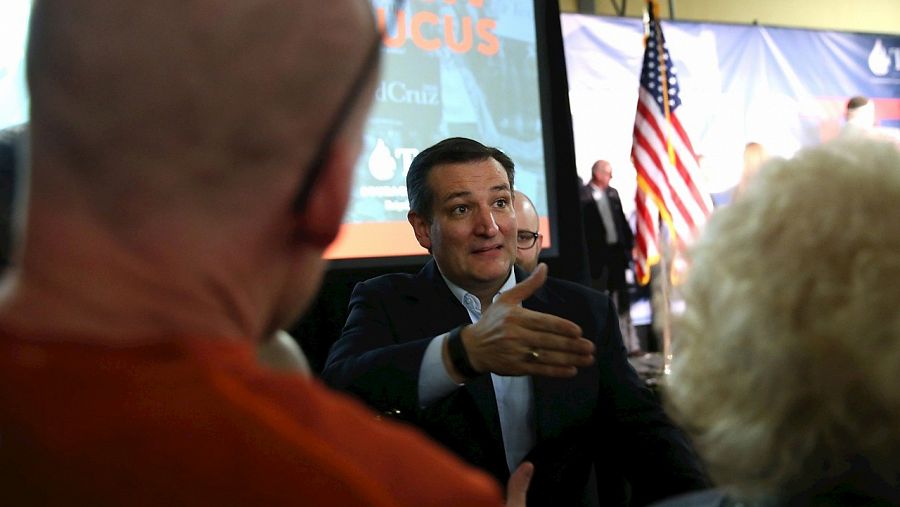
xmin=461 ymin=263 xmax=595 ymax=378
xmin=505 ymin=461 xmax=533 ymax=507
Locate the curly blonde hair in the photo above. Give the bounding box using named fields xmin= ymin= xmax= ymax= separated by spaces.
xmin=667 ymin=138 xmax=900 ymax=501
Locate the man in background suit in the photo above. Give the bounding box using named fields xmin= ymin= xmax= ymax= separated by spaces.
xmin=580 ymin=160 xmax=639 ymax=353
xmin=324 ymin=138 xmax=708 ymax=506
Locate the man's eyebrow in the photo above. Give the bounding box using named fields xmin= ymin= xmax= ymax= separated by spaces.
xmin=441 ymin=184 xmax=510 ymax=203
xmin=441 ymin=190 xmax=472 ymax=203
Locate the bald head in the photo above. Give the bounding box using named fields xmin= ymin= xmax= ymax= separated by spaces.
xmin=27 ymin=0 xmax=376 ymax=223
xmin=14 ymin=0 xmax=382 ymax=341
xmin=514 ymin=190 xmax=541 ymax=273
xmin=590 ymin=160 xmax=612 ymax=189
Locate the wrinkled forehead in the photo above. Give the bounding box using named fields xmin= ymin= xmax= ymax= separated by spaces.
xmin=429 ymin=158 xmax=511 ymax=201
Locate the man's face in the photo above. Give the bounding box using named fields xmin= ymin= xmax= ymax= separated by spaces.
xmin=592 ymin=161 xmax=613 ymax=189
xmin=514 ymin=194 xmax=541 ymax=273
xmin=411 ymin=159 xmax=516 ymax=295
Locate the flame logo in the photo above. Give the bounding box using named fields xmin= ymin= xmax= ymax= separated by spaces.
xmin=368 ymin=138 xmax=397 ymax=182
xmin=868 ymin=39 xmax=891 ymax=77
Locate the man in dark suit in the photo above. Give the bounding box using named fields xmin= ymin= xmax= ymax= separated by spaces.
xmin=323 ymin=138 xmax=707 ymax=506
xmin=580 ymin=160 xmax=638 ymax=352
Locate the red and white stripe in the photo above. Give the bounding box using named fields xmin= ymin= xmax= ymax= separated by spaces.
xmin=632 ymin=88 xmax=711 ymax=244
xmin=634 ymin=183 xmax=659 ymax=285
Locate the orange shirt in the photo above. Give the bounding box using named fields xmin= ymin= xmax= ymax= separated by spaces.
xmin=0 ymin=334 xmax=502 ymax=506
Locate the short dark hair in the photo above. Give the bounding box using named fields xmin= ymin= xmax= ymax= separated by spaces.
xmin=406 ymin=137 xmax=515 ymax=221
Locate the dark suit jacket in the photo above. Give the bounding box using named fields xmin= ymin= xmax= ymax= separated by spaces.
xmin=323 ymin=260 xmax=707 ymax=506
xmin=580 ymin=184 xmax=634 ymax=286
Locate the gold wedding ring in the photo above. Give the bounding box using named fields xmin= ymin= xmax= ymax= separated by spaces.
xmin=526 ymin=349 xmax=540 ymax=363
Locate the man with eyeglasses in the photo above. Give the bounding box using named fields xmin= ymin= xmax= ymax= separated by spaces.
xmin=0 ymin=1 xmax=524 ymax=505
xmin=513 ymin=191 xmax=542 ymax=273
xmin=325 ymin=137 xmax=709 ymax=506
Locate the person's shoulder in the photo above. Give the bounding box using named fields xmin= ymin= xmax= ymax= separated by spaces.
xmin=252 ymin=373 xmax=503 ymax=506
xmin=0 ymin=336 xmax=497 ymax=506
xmin=356 ymin=271 xmax=420 ymax=294
xmin=578 ymin=184 xmax=594 ymax=202
xmin=356 ymin=263 xmax=441 ymax=296
xmin=359 ymin=271 xmax=415 ymax=285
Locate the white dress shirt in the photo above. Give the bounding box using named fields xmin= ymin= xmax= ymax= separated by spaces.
xmin=590 ymin=183 xmax=618 ymax=244
xmin=418 ymin=269 xmax=536 ymax=474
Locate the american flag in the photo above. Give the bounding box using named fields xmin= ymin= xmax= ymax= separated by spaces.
xmin=631 ymin=0 xmax=711 ymax=285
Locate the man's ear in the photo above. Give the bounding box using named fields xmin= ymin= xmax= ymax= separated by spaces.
xmin=294 ymin=140 xmax=356 ymax=249
xmin=408 ymin=210 xmax=432 ymax=251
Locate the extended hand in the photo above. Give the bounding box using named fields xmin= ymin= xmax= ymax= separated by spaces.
xmin=462 ymin=263 xmax=595 ymax=378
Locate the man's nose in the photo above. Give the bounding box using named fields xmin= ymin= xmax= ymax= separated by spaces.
xmin=473 ymin=206 xmax=499 ymax=236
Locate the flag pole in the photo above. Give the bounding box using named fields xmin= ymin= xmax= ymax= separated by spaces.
xmin=657 ymin=223 xmax=673 ymax=376
xmin=646 ymin=0 xmax=674 ymax=376
xmin=635 ymin=0 xmax=711 ymax=377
